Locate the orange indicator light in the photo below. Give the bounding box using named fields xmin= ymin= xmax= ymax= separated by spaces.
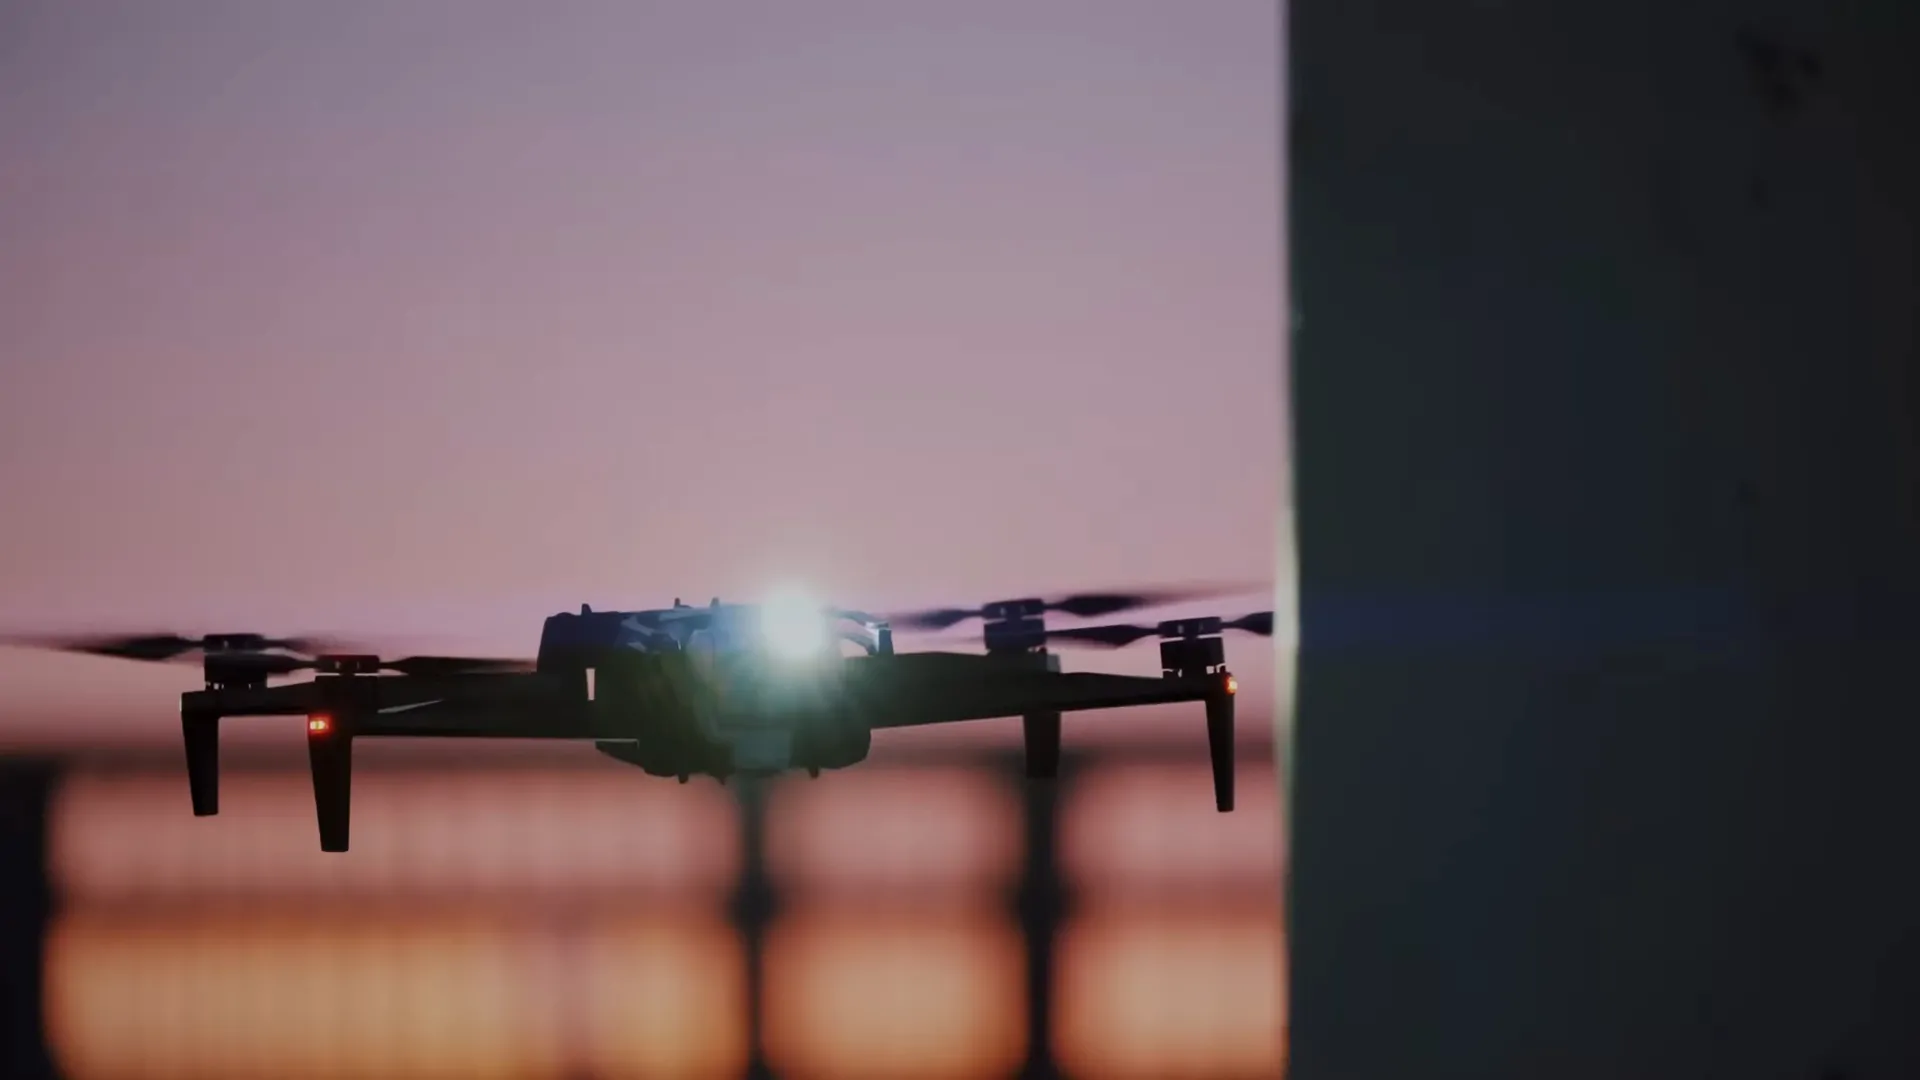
xmin=308 ymin=715 xmax=332 ymax=735
xmin=1225 ymin=676 xmax=1238 ymax=695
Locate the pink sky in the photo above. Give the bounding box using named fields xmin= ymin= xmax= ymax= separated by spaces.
xmin=0 ymin=1 xmax=1284 ymax=748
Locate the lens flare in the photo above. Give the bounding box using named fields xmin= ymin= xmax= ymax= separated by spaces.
xmin=761 ymin=586 xmax=828 ymax=660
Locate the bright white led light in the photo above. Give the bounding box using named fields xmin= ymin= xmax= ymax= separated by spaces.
xmin=761 ymin=586 xmax=828 ymax=660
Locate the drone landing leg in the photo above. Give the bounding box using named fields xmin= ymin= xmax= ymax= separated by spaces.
xmin=1023 ymin=711 xmax=1062 ymax=780
xmin=181 ymin=709 xmax=220 ymax=816
xmin=308 ymin=731 xmax=353 ymax=853
xmin=1206 ymin=693 xmax=1235 ymax=812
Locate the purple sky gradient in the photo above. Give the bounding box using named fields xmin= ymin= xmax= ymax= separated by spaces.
xmin=0 ymin=1 xmax=1284 ymax=746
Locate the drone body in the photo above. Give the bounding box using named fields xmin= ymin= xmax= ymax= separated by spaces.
xmin=14 ymin=586 xmax=1270 ymax=852
xmin=539 ymin=596 xmax=878 ymax=779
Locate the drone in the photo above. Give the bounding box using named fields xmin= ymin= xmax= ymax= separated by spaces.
xmin=5 ymin=584 xmax=1274 ymax=852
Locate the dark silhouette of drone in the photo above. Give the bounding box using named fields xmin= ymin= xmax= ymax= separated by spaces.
xmin=7 ymin=584 xmax=1272 ymax=852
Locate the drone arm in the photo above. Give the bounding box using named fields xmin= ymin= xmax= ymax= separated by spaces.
xmin=182 ymin=683 xmax=319 ymax=718
xmin=302 ymin=673 xmax=589 ymax=853
xmin=859 ymin=665 xmax=1237 ymax=811
xmin=864 ymin=669 xmax=1221 ymax=728
xmin=1056 ymin=673 xmax=1236 ymax=811
xmin=345 ymin=674 xmax=593 ymax=739
xmin=178 ymin=676 xmax=587 ymax=852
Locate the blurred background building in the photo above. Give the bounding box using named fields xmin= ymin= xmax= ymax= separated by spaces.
xmin=0 ymin=722 xmax=1283 ymax=1080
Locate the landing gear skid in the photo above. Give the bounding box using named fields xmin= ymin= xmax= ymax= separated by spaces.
xmin=1206 ymin=691 xmax=1235 ymax=812
xmin=1023 ymin=711 xmax=1062 ymax=780
xmin=182 ymin=709 xmax=220 ymax=817
xmin=1160 ymin=623 xmax=1236 ymax=813
xmin=309 ymin=726 xmax=353 ymax=853
xmin=303 ymin=666 xmax=378 ymax=852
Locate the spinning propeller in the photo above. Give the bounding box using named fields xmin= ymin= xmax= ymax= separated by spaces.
xmin=0 ymin=630 xmax=531 ymax=678
xmin=1044 ymin=610 xmax=1276 ymax=648
xmin=0 ymin=631 xmax=338 ymax=663
xmin=887 ymin=583 xmax=1255 ymax=632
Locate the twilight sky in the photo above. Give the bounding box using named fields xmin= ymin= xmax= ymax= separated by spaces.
xmin=0 ymin=1 xmax=1284 ymax=743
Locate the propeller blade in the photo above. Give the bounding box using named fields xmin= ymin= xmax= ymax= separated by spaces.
xmin=1045 ymin=610 xmax=1277 ymax=649
xmin=1047 ymin=586 xmax=1233 ymax=619
xmin=890 ymin=606 xmax=983 ymax=632
xmin=1224 ymin=611 xmax=1276 ymax=636
xmin=888 ymin=582 xmax=1263 ymax=632
xmin=0 ymin=631 xmax=346 ymax=663
xmin=0 ymin=632 xmax=205 ymax=662
xmin=379 ymin=655 xmax=535 ymax=678
xmin=1045 ymin=624 xmax=1161 ymax=648
xmin=267 ymin=635 xmax=346 ymax=655
xmin=206 ymin=653 xmax=317 ymax=677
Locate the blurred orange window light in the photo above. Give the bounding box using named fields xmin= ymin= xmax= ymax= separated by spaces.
xmin=563 ymin=914 xmax=749 ymax=1078
xmin=763 ymin=766 xmax=1021 ymax=901
xmin=49 ymin=765 xmax=739 ymax=905
xmin=45 ymin=910 xmax=565 ymax=1080
xmin=763 ymin=912 xmax=1026 ymax=1080
xmin=44 ymin=910 xmax=746 ymax=1080
xmin=1055 ymin=912 xmax=1287 ymax=1080
xmin=1060 ymin=761 xmax=1285 ymax=897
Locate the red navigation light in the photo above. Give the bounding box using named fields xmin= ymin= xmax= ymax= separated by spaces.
xmin=1224 ymin=676 xmax=1238 ymax=695
xmin=308 ymin=715 xmax=332 ymax=735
